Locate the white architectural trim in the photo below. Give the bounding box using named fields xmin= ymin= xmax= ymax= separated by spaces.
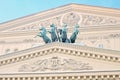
xmin=0 ymin=70 xmax=120 ymax=80
xmin=0 ymin=42 xmax=120 ymax=67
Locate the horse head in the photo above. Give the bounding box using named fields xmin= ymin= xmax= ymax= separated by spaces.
xmin=39 ymin=26 xmax=47 ymax=34
xmin=49 ymin=24 xmax=58 ymax=42
xmin=60 ymin=23 xmax=68 ymax=42
xmin=38 ymin=26 xmax=51 ymax=43
xmin=50 ymin=24 xmax=56 ymax=32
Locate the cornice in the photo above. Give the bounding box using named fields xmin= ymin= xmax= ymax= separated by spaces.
xmin=0 ymin=70 xmax=120 ymax=80
xmin=0 ymin=70 xmax=120 ymax=75
xmin=71 ymin=4 xmax=120 ymax=17
xmin=0 ymin=42 xmax=120 ymax=67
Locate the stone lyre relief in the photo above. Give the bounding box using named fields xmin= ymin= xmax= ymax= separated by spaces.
xmin=34 ymin=23 xmax=80 ymax=44
xmin=19 ymin=57 xmax=92 ymax=72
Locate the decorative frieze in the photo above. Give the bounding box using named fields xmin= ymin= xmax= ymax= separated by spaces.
xmin=19 ymin=56 xmax=92 ymax=72
xmin=62 ymin=12 xmax=81 ymax=27
xmin=10 ymin=16 xmax=62 ymax=32
xmin=78 ymin=32 xmax=120 ymax=41
xmin=81 ymin=14 xmax=120 ymax=26
xmin=23 ymin=39 xmax=40 ymax=43
xmin=108 ymin=33 xmax=120 ymax=38
xmin=0 ymin=39 xmax=40 ymax=44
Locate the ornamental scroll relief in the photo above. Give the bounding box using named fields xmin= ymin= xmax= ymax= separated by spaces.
xmin=19 ymin=57 xmax=92 ymax=72
xmin=62 ymin=12 xmax=81 ymax=27
xmin=82 ymin=14 xmax=120 ymax=26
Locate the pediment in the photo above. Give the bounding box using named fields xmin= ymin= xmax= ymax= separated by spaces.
xmin=0 ymin=42 xmax=120 ymax=73
xmin=0 ymin=4 xmax=120 ymax=32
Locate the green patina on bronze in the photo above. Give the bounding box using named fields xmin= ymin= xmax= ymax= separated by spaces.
xmin=35 ymin=23 xmax=80 ymax=44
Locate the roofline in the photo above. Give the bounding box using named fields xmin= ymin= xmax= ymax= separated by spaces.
xmin=0 ymin=3 xmax=72 ymax=24
xmin=73 ymin=3 xmax=120 ymax=10
xmin=0 ymin=3 xmax=120 ymax=24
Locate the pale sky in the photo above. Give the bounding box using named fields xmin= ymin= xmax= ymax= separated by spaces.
xmin=0 ymin=0 xmax=120 ymax=23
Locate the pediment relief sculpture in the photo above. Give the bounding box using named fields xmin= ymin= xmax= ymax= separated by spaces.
xmin=19 ymin=57 xmax=92 ymax=72
xmin=81 ymin=14 xmax=120 ymax=26
xmin=62 ymin=12 xmax=81 ymax=27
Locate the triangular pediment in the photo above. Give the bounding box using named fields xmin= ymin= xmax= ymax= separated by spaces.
xmin=0 ymin=4 xmax=120 ymax=32
xmin=0 ymin=42 xmax=120 ymax=73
